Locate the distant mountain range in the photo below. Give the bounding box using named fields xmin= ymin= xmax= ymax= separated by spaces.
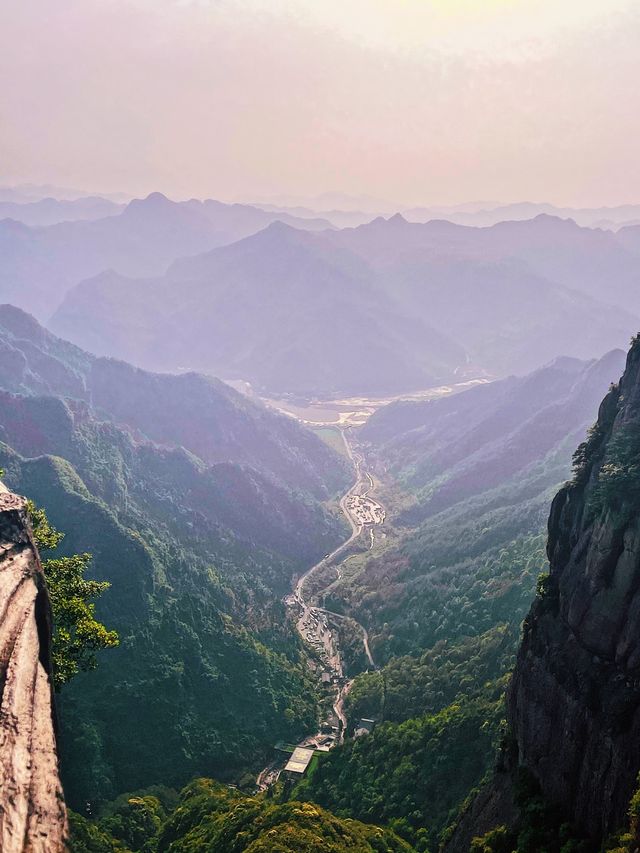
xmin=50 ymin=221 xmax=467 ymax=397
xmin=0 ymin=184 xmax=130 ymax=204
xmin=0 ymin=195 xmax=124 ymax=226
xmin=252 ymin=197 xmax=640 ymax=231
xmin=0 ymin=192 xmax=332 ymax=319
xmin=50 ymin=212 xmax=640 ymax=397
xmin=402 ymin=201 xmax=640 ymax=230
xmin=2 ymin=186 xmax=639 ymax=399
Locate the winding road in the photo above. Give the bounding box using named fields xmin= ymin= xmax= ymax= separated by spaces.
xmin=256 ymin=429 xmax=383 ymax=790
xmin=292 ymin=430 xmax=382 ymax=732
xmin=293 ymin=429 xmax=380 ymax=676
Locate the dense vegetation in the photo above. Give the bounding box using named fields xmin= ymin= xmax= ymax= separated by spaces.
xmin=68 ymin=778 xmax=414 ymax=853
xmin=296 ymin=686 xmax=505 ymax=850
xmin=344 ymin=624 xmax=516 ymax=725
xmin=334 ymin=352 xmax=624 ymax=661
xmin=2 ymin=441 xmax=321 ymax=807
xmin=28 ymin=500 xmax=119 ymax=689
xmin=292 ymin=354 xmax=627 ymax=852
xmin=0 ymin=308 xmax=351 ymax=809
xmin=0 ymin=305 xmax=628 ymax=850
xmin=354 ymin=533 xmax=547 ymax=661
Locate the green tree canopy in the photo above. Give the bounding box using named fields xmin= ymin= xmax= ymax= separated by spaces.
xmin=27 ymin=499 xmax=119 ymax=690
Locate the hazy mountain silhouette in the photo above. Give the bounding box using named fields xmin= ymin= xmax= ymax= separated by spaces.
xmin=0 ymin=192 xmax=332 ymax=319
xmin=51 ymin=215 xmax=638 ymax=397
xmin=0 ymin=196 xmax=124 ymax=226
xmin=403 ymin=201 xmax=640 ymax=229
xmin=51 ymin=222 xmax=465 ymax=396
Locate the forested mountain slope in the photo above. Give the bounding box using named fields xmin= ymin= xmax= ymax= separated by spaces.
xmin=68 ymin=778 xmax=414 ymax=853
xmin=0 ymin=305 xmax=349 ymax=809
xmin=0 ymin=304 xmax=348 ymax=497
xmin=340 ymin=350 xmax=626 ymax=658
xmin=50 ymin=215 xmax=638 ymax=396
xmin=292 ymin=350 xmax=628 ymax=851
xmin=446 ymin=333 xmax=640 ymax=850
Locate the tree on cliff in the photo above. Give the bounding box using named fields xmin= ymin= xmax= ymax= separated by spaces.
xmin=27 ymin=500 xmax=119 ymax=689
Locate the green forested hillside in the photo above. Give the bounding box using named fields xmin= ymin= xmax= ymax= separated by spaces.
xmin=291 ymin=353 xmax=626 ymax=852
xmin=0 ymin=307 xmax=352 ymax=809
xmin=68 ymin=778 xmax=415 ymax=853
xmin=0 ymin=303 xmax=350 ymax=498
xmin=293 ymin=631 xmax=516 ymax=849
xmin=296 ymin=687 xmax=505 ymax=851
xmin=344 ymin=624 xmax=516 ymax=725
xmin=0 ymin=441 xmax=320 ymax=807
xmin=338 ymin=350 xmax=625 ymax=660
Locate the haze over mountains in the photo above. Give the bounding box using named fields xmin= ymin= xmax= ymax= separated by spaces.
xmin=402 ymin=201 xmax=640 ymax=230
xmin=7 ymin=0 xmax=640 ymax=846
xmin=334 ymin=348 xmax=627 ymax=657
xmin=47 ymin=204 xmax=640 ymax=397
xmin=4 ymin=177 xmax=640 ymax=851
xmin=257 ymin=198 xmax=640 ymax=231
xmin=0 ymin=196 xmax=125 ymax=227
xmin=1 ymin=186 xmax=638 ymax=401
xmin=0 ymin=192 xmax=332 ymax=320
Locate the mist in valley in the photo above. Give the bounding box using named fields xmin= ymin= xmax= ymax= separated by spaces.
xmin=1 ymin=3 xmax=640 ymax=852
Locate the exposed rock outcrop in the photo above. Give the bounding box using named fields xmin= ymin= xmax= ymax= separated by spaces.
xmin=447 ymin=336 xmax=640 ymax=850
xmin=0 ymin=484 xmax=67 ymax=852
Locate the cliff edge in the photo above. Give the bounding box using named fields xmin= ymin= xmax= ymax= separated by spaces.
xmin=447 ymin=335 xmax=640 ymax=850
xmin=0 ymin=484 xmax=67 ymax=852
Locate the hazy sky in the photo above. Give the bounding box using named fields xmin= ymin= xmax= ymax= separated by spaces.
xmin=2 ymin=0 xmax=639 ymax=207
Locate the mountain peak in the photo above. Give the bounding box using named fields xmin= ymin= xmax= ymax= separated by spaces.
xmin=531 ymin=212 xmax=578 ymax=227
xmin=0 ymin=303 xmax=46 ymax=343
xmin=123 ymin=192 xmax=175 ymax=215
xmin=142 ymin=191 xmax=171 ymax=205
xmin=264 ymin=218 xmax=297 ymax=234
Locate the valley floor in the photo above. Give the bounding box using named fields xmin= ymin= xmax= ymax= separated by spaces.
xmin=257 ymin=428 xmax=384 ymax=789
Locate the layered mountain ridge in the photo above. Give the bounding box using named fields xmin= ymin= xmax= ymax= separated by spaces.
xmin=0 ymin=305 xmax=350 ymax=806
xmin=0 ymin=192 xmax=332 ymax=320
xmin=333 ymin=349 xmax=626 ymax=660
xmin=448 ymin=334 xmax=640 ymax=848
xmin=50 ymin=213 xmax=639 ymax=396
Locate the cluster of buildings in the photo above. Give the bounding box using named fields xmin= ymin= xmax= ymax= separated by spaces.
xmin=345 ymin=494 xmax=385 ymax=526
xmin=283 ymin=718 xmax=376 ymax=780
xmin=300 ymin=608 xmax=334 ymax=661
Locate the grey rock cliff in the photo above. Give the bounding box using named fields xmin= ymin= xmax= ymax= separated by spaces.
xmin=0 ymin=484 xmax=67 ymax=852
xmin=447 ymin=336 xmax=640 ymax=849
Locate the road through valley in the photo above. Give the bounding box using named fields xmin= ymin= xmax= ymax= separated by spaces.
xmin=256 ymin=429 xmax=384 ymax=790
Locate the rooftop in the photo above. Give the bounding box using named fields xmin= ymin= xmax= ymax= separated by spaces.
xmin=284 ymin=747 xmax=315 ymax=775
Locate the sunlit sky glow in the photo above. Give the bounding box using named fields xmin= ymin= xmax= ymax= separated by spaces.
xmin=1 ymin=0 xmax=639 ymax=206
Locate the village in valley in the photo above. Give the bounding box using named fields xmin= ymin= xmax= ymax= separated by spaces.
xmin=256 ymin=427 xmax=384 ymax=790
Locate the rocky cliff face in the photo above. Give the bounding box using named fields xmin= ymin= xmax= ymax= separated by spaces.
xmin=448 ymin=336 xmax=640 ymax=849
xmin=0 ymin=485 xmax=67 ymax=852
